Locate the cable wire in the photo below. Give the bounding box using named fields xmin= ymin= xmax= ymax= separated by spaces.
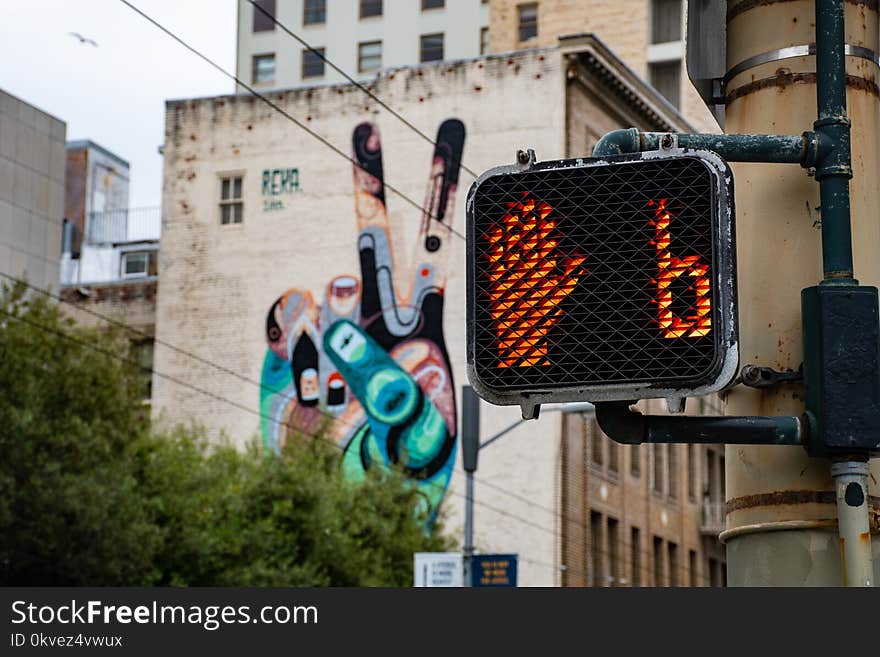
xmin=1 ymin=270 xmax=709 ymax=586
xmin=245 ymin=0 xmax=478 ymax=180
xmin=5 ymin=299 xmax=710 ymax=586
xmin=116 ymin=0 xmax=467 ymax=243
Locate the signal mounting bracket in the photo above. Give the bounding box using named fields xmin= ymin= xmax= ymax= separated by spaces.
xmin=466 ymin=149 xmax=739 ymax=415
xmin=514 ymin=148 xmax=537 ymax=170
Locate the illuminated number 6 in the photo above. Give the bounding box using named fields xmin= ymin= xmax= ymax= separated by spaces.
xmin=650 ymin=199 xmax=711 ymax=339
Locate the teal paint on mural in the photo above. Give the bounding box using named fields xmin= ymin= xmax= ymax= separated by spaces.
xmin=259 ymin=119 xmax=466 ymax=526
xmin=262 ymin=168 xmax=301 ymax=196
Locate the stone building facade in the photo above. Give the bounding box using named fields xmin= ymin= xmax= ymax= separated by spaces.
xmin=561 ymin=398 xmax=727 ymax=587
xmin=488 ymin=0 xmax=719 ymax=133
xmin=155 ymin=37 xmax=706 ymax=586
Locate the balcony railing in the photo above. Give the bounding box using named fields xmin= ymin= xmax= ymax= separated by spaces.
xmin=86 ymin=206 xmax=161 ymax=244
xmin=700 ymin=501 xmax=726 ymax=536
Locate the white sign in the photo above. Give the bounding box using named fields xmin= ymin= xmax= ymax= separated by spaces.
xmin=413 ymin=552 xmax=463 ymax=587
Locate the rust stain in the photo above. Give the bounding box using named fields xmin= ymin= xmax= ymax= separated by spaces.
xmin=727 ymin=73 xmax=880 ymax=104
xmin=729 ymin=492 xmax=880 ymax=533
xmin=728 ymin=0 xmax=877 ymax=22
xmin=839 ymin=537 xmax=847 ymax=582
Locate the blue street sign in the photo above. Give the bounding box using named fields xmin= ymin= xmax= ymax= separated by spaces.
xmin=470 ymin=554 xmax=518 ymax=587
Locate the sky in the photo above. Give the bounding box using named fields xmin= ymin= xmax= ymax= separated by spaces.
xmin=0 ymin=0 xmax=237 ymax=208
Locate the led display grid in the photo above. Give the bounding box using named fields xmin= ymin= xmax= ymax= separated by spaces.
xmin=470 ymin=156 xmax=723 ymax=393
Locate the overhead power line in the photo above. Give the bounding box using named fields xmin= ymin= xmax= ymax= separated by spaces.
xmin=245 ymin=0 xmax=478 ymax=180
xmin=116 ymin=0 xmax=467 ymax=243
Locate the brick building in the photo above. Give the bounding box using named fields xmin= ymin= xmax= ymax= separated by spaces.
xmin=561 ymin=399 xmax=727 ymax=587
xmin=488 ymin=0 xmax=719 ymax=133
xmin=154 ymin=36 xmax=708 ymax=586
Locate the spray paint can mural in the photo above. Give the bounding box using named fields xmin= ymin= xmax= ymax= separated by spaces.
xmin=260 ymin=119 xmax=466 ymax=521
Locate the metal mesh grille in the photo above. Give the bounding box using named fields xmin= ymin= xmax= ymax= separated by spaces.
xmin=471 ymin=157 xmax=720 ymax=391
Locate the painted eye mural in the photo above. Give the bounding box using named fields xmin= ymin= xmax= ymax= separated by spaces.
xmin=259 ymin=119 xmax=466 ymax=523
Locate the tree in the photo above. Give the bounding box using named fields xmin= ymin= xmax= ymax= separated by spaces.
xmin=0 ymin=282 xmax=452 ymax=586
xmin=0 ymin=282 xmax=158 ymax=585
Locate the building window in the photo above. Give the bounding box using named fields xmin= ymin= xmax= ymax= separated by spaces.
xmin=630 ymin=527 xmax=641 ymax=587
xmin=668 ymin=542 xmax=679 ymax=586
xmin=668 ymin=444 xmax=678 ymax=500
xmin=220 ymin=176 xmax=243 ymax=224
xmin=652 ymin=444 xmax=664 ymax=495
xmin=687 ymin=444 xmax=697 ymax=501
xmin=360 ymin=0 xmax=382 ymax=18
xmin=422 ymin=0 xmax=444 ymax=9
xmin=303 ymin=0 xmax=326 ymax=25
xmin=651 ymin=0 xmax=682 ymax=44
xmin=590 ymin=511 xmax=604 ymax=587
xmin=518 ymin=3 xmax=538 ymax=42
xmin=689 ymin=549 xmax=698 ymax=587
xmin=653 ymin=536 xmax=664 ymax=586
xmin=649 ymin=60 xmax=681 ymax=108
xmin=480 ymin=26 xmax=489 ymax=54
xmin=252 ymin=0 xmax=276 ymax=32
xmin=608 ymin=518 xmax=620 ymax=586
xmin=120 ymin=249 xmax=157 ymax=280
xmin=608 ymin=439 xmax=619 ymax=475
xmin=708 ymin=557 xmax=723 ymax=587
xmin=121 ymin=251 xmax=150 ymax=279
xmin=252 ymin=53 xmax=276 ymax=84
xmin=630 ymin=445 xmax=641 ymax=477
xmin=358 ymin=41 xmax=382 ymax=73
xmin=420 ymin=33 xmax=444 ymax=62
xmin=302 ymin=47 xmax=325 ymax=78
xmin=133 ymin=338 xmax=154 ymax=401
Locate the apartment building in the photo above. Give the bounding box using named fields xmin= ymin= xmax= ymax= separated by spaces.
xmin=60 ymin=140 xmax=159 ymax=403
xmin=236 ymin=0 xmax=490 ymax=90
xmin=560 ymin=398 xmax=727 ymax=587
xmin=488 ymin=0 xmax=718 ymax=132
xmin=0 ymin=88 xmax=67 ymax=293
xmin=155 ymin=36 xmax=692 ymax=585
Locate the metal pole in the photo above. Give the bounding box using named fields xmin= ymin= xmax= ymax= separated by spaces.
xmin=722 ymin=0 xmax=880 ymax=586
xmin=831 ymin=460 xmax=874 ymax=585
xmin=463 ymin=471 xmax=474 ymax=586
xmin=460 ymin=385 xmax=480 ymax=587
xmin=814 ymin=0 xmax=855 ymax=281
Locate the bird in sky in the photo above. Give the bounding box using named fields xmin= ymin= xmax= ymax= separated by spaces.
xmin=68 ymin=32 xmax=98 ymax=47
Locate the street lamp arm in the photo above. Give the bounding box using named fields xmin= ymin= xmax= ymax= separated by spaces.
xmin=478 ymin=418 xmax=526 ymax=451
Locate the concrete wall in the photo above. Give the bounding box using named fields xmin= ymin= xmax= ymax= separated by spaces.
xmin=237 ymin=0 xmax=490 ymax=90
xmin=60 ymin=278 xmax=157 ymax=337
xmin=0 ymin=88 xmax=66 ymax=293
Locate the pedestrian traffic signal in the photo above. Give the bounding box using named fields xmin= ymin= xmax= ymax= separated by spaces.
xmin=466 ymin=150 xmax=738 ymax=412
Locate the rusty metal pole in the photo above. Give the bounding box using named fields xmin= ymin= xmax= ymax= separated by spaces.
xmin=721 ymin=0 xmax=880 ymax=585
xmin=831 ymin=460 xmax=873 ymax=585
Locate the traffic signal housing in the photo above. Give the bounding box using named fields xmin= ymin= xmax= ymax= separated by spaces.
xmin=466 ymin=149 xmax=738 ymax=414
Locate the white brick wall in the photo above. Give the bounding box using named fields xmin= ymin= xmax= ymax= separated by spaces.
xmin=156 ymin=45 xmax=687 ymax=586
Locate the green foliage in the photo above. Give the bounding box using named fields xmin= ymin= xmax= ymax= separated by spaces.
xmin=0 ymin=282 xmax=452 ymax=586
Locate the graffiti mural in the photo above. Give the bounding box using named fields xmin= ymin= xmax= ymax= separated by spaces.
xmin=260 ymin=119 xmax=466 ymax=521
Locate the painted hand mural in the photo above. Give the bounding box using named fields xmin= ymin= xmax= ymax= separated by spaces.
xmin=260 ymin=119 xmax=466 ymax=522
